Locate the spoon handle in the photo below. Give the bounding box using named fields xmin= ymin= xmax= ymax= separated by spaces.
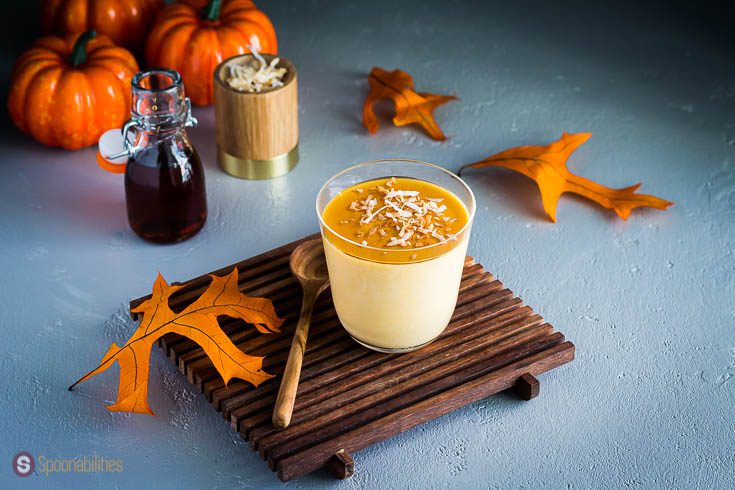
xmin=272 ymin=286 xmax=319 ymax=428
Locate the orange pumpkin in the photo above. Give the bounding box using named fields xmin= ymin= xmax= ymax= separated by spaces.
xmin=42 ymin=0 xmax=165 ymax=54
xmin=7 ymin=31 xmax=139 ymax=150
xmin=145 ymin=0 xmax=278 ymax=105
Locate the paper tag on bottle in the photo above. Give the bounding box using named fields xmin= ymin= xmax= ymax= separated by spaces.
xmin=96 ymin=128 xmax=129 ymax=174
xmin=98 ymin=129 xmax=127 ymax=164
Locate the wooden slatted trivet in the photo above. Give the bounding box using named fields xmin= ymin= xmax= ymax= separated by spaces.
xmin=129 ymin=234 xmax=575 ymax=481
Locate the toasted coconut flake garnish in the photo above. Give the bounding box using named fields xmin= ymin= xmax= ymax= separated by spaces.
xmin=387 ymin=236 xmax=406 ymax=247
xmin=346 ymin=178 xmax=459 ymax=249
xmin=385 ymin=190 xmax=419 ymax=199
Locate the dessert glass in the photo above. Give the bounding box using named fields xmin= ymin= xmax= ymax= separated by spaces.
xmin=317 ymin=159 xmax=476 ymax=353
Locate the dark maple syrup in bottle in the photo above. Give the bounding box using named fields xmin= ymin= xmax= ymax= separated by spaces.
xmin=124 ymin=69 xmax=207 ymax=243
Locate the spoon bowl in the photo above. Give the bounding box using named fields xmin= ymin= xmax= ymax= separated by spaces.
xmin=289 ymin=239 xmax=329 ymax=286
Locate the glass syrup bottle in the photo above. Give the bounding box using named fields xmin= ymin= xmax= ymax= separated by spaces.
xmin=120 ymin=69 xmax=207 ymax=243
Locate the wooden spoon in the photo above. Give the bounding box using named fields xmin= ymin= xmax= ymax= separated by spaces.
xmin=272 ymin=238 xmax=330 ymax=429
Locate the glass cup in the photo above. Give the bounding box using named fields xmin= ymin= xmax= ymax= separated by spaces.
xmin=316 ymin=159 xmax=476 ymax=353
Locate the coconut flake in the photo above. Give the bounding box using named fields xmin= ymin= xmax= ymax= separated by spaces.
xmin=226 ymin=41 xmax=287 ymax=93
xmin=346 ymin=178 xmax=459 ymax=249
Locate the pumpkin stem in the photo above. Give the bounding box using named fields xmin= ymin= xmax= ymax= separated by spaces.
xmin=202 ymin=0 xmax=222 ymax=21
xmin=70 ymin=30 xmax=97 ymax=67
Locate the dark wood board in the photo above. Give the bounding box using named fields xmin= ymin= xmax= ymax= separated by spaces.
xmin=129 ymin=233 xmax=575 ymax=481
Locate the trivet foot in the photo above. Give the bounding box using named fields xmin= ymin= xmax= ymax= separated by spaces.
xmin=513 ymin=373 xmax=540 ymax=400
xmin=326 ymin=449 xmax=354 ymax=479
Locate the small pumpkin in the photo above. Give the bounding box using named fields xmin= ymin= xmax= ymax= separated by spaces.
xmin=7 ymin=31 xmax=139 ymax=150
xmin=145 ymin=0 xmax=278 ymax=105
xmin=42 ymin=0 xmax=165 ymax=54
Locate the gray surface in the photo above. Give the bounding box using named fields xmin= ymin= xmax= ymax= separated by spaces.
xmin=1 ymin=0 xmax=734 ymax=488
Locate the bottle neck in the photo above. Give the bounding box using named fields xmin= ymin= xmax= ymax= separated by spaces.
xmin=122 ymin=68 xmax=198 ymax=159
xmin=130 ymin=68 xmax=197 ymax=134
xmin=132 ymin=115 xmax=188 ymax=135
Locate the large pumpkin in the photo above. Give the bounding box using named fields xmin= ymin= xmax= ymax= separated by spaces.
xmin=42 ymin=0 xmax=165 ymax=54
xmin=8 ymin=31 xmax=139 ymax=150
xmin=145 ymin=0 xmax=278 ymax=105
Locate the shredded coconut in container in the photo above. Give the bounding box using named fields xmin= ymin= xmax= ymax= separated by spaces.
xmin=225 ymin=43 xmax=287 ymax=93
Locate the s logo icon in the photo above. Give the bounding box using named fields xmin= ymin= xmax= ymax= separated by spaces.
xmin=12 ymin=451 xmax=34 ymax=477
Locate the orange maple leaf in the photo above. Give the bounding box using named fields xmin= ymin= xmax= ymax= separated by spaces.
xmin=362 ymin=66 xmax=457 ymax=140
xmin=69 ymin=268 xmax=283 ymax=415
xmin=459 ymin=132 xmax=673 ymax=222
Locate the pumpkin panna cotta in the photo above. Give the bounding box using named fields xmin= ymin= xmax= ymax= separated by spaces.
xmin=318 ymin=161 xmax=475 ymax=353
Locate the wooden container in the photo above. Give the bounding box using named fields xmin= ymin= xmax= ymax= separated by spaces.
xmin=214 ymin=54 xmax=299 ymax=179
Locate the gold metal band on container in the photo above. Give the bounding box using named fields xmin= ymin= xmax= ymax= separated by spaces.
xmin=218 ymin=144 xmax=299 ymax=180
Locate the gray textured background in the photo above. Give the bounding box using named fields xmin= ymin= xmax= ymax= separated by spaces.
xmin=1 ymin=0 xmax=734 ymax=488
